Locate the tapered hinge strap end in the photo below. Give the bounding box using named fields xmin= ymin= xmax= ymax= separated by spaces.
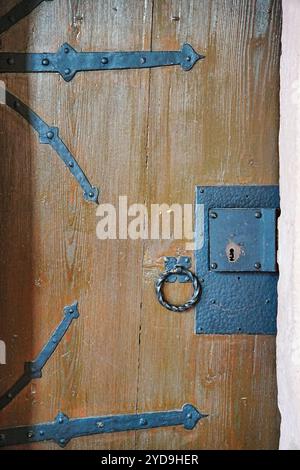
xmin=180 ymin=43 xmax=205 ymax=71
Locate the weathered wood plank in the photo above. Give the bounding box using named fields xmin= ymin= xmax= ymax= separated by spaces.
xmin=0 ymin=0 xmax=153 ymax=450
xmin=136 ymin=0 xmax=281 ymax=450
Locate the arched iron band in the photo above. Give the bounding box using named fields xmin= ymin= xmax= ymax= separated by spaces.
xmin=5 ymin=90 xmax=99 ymax=204
xmin=0 ymin=302 xmax=79 ymax=411
xmin=0 ymin=0 xmax=51 ymax=36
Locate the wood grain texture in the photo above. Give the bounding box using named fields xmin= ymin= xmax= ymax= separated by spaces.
xmin=136 ymin=0 xmax=281 ymax=450
xmin=0 ymin=0 xmax=281 ymax=450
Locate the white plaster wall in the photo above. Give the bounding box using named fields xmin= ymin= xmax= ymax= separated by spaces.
xmin=278 ymin=0 xmax=300 ymax=451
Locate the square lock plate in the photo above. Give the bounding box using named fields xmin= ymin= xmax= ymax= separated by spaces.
xmin=195 ymin=186 xmax=280 ymax=335
xmin=209 ymin=208 xmax=277 ymax=272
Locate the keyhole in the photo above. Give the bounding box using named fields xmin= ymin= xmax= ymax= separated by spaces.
xmin=229 ymin=248 xmax=235 ymax=262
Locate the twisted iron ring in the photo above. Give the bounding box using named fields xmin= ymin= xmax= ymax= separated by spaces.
xmin=155 ymin=265 xmax=202 ymax=313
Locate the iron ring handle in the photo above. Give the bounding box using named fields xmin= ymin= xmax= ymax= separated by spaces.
xmin=155 ymin=266 xmax=202 ymax=313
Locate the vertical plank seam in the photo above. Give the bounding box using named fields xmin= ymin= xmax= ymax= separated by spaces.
xmin=134 ymin=0 xmax=155 ymax=451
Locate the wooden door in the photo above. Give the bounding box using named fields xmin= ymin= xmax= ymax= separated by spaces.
xmin=0 ymin=0 xmax=281 ymax=450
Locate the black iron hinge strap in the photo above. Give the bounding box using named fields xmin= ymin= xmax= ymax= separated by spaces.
xmin=0 ymin=0 xmax=50 ymax=36
xmin=5 ymin=91 xmax=99 ymax=203
xmin=0 ymin=302 xmax=79 ymax=411
xmin=0 ymin=404 xmax=208 ymax=448
xmin=0 ymin=43 xmax=204 ymax=82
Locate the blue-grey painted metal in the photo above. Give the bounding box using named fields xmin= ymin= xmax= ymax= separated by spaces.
xmin=0 ymin=404 xmax=207 ymax=448
xmin=0 ymin=0 xmax=50 ymax=36
xmin=209 ymin=208 xmax=277 ymax=272
xmin=0 ymin=302 xmax=79 ymax=411
xmin=164 ymin=256 xmax=192 ymax=283
xmin=5 ymin=90 xmax=99 ymax=204
xmin=0 ymin=43 xmax=204 ymax=81
xmin=195 ymin=186 xmax=280 ymax=335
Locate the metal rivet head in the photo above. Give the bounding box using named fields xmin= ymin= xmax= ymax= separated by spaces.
xmin=58 ymin=417 xmax=64 ymax=424
xmin=210 ymin=212 xmax=218 ymax=219
xmin=97 ymin=421 xmax=104 ymax=428
xmin=69 ymin=308 xmax=74 ymax=314
xmin=101 ymin=57 xmax=108 ymax=64
xmin=89 ymin=192 xmax=94 ymax=198
xmin=59 ymin=438 xmax=66 ymax=445
xmin=187 ymin=413 xmax=193 ymax=419
xmin=7 ymin=393 xmax=12 ymax=399
xmin=211 ymin=263 xmax=218 ymax=270
xmin=186 ymin=56 xmax=192 ymax=62
xmin=52 ymin=337 xmax=57 ymax=344
xmin=28 ymin=431 xmax=34 ymax=439
xmin=7 ymin=58 xmax=15 ymax=65
xmin=42 ymin=58 xmax=49 ymax=66
xmin=255 ymin=211 xmax=262 ymax=219
xmin=139 ymin=418 xmax=147 ymax=426
xmin=64 ymin=47 xmax=70 ymax=54
xmin=14 ymin=100 xmax=20 ymax=108
xmin=46 ymin=131 xmax=54 ymax=140
xmin=254 ymin=262 xmax=261 ymax=270
xmin=140 ymin=57 xmax=146 ymax=64
xmin=64 ymin=68 xmax=71 ymax=75
xmin=39 ymin=430 xmax=45 ymax=436
xmin=69 ymin=161 xmax=74 ymax=168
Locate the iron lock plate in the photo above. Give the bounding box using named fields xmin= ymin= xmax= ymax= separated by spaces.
xmin=195 ymin=185 xmax=280 ymax=335
xmin=209 ymin=208 xmax=277 ymax=272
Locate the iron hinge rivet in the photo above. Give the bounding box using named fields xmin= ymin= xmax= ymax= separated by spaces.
xmin=211 ymin=263 xmax=218 ymax=270
xmin=255 ymin=211 xmax=262 ymax=219
xmin=64 ymin=68 xmax=71 ymax=75
xmin=46 ymin=131 xmax=54 ymax=140
xmin=68 ymin=161 xmax=74 ymax=168
xmin=210 ymin=212 xmax=218 ymax=219
xmin=42 ymin=58 xmax=49 ymax=66
xmin=101 ymin=58 xmax=108 ymax=64
xmin=254 ymin=262 xmax=262 ymax=270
